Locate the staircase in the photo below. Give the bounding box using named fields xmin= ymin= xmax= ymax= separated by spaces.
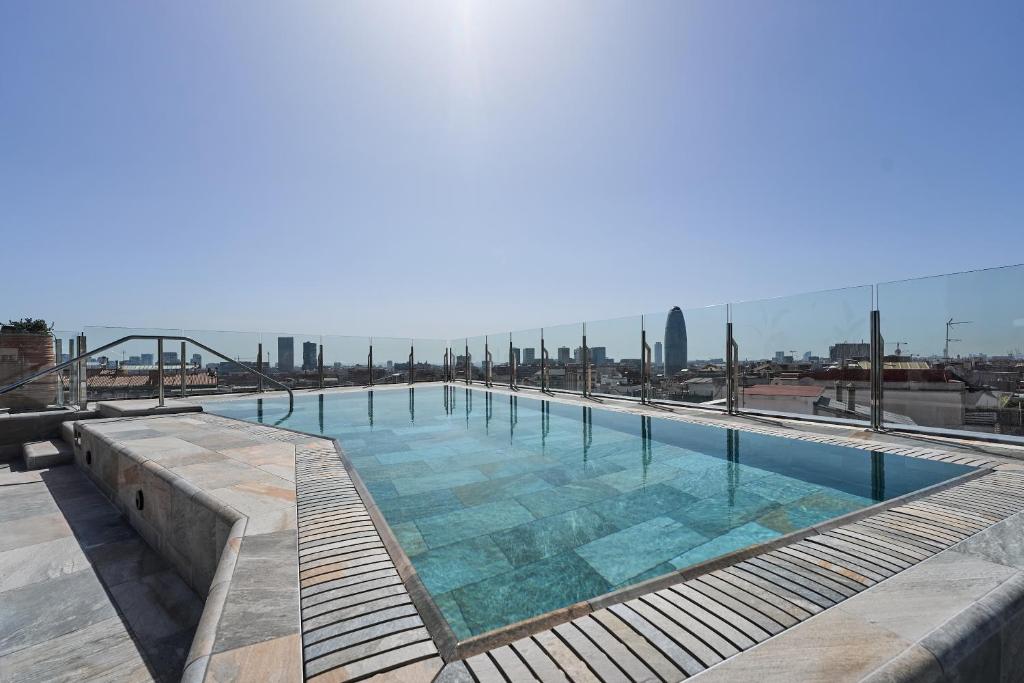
xmin=20 ymin=420 xmax=78 ymax=470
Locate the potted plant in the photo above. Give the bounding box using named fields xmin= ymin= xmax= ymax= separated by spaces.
xmin=0 ymin=319 xmax=57 ymax=410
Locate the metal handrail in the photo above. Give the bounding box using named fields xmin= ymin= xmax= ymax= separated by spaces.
xmin=0 ymin=334 xmax=295 ymax=411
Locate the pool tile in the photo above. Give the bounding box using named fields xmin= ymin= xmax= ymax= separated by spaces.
xmin=591 ymin=483 xmax=699 ymax=530
xmin=416 ymin=500 xmax=536 ymax=548
xmin=377 ymin=489 xmax=464 ymax=524
xmin=413 ymin=536 xmax=513 ymax=594
xmin=576 ymin=516 xmax=708 ymax=586
xmin=671 ymin=490 xmax=780 ymax=537
xmin=453 ymin=552 xmax=611 ymax=635
xmin=517 ymin=480 xmax=621 ymax=518
xmin=758 ymin=490 xmax=870 ymax=534
xmin=490 ymin=507 xmax=619 ymax=567
xmin=391 ymin=470 xmax=489 ymax=496
xmin=431 ymin=591 xmax=472 ymax=640
xmin=391 ymin=521 xmax=428 ymax=557
xmin=668 ymin=522 xmax=780 ymax=570
xmin=452 ymin=473 xmax=553 ymax=507
xmin=742 ymin=473 xmax=824 ymax=504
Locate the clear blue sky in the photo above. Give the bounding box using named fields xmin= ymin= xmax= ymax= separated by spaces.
xmin=3 ymin=1 xmax=1022 ymax=350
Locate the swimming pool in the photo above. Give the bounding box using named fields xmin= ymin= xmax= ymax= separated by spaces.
xmin=204 ymin=386 xmax=973 ymax=642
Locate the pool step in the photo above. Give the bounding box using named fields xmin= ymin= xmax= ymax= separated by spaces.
xmin=22 ymin=438 xmax=73 ymax=470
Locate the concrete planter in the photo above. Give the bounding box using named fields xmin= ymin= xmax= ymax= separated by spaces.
xmin=0 ymin=331 xmax=57 ymax=410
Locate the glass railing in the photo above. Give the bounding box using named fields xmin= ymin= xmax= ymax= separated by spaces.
xmin=3 ymin=263 xmax=1021 ymax=443
xmin=878 ymin=264 xmax=1024 ymax=437
xmin=645 ymin=304 xmax=728 ymax=405
xmin=511 ymin=327 xmax=543 ymax=389
xmin=585 ymin=315 xmax=644 ymax=398
xmin=730 ymin=285 xmax=873 ymax=420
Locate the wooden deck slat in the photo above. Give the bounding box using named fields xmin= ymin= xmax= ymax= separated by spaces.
xmin=573 ymin=615 xmax=662 ymax=683
xmin=607 ymin=603 xmax=706 ymax=676
xmin=510 ymin=636 xmax=570 ymax=683
xmin=489 ymin=645 xmax=539 ymax=682
xmin=553 ymin=622 xmax=631 ymax=683
xmin=589 ymin=609 xmax=686 ymax=683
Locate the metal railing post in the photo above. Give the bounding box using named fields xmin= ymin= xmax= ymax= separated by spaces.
xmin=484 ymin=337 xmax=492 ymax=387
xmin=157 ymin=338 xmax=165 ymax=407
xmin=180 ymin=341 xmax=187 ymax=398
xmin=464 ymin=340 xmax=470 ymax=386
xmin=540 ymin=331 xmax=548 ymax=392
xmin=509 ymin=337 xmax=516 ymax=390
xmin=582 ymin=325 xmax=590 ymax=398
xmin=641 ymin=325 xmax=649 ymax=404
xmin=257 ymin=342 xmax=264 ymax=392
xmin=54 ymin=337 xmax=64 ymax=407
xmin=870 ymin=309 xmax=884 ymax=431
xmin=77 ymin=335 xmax=87 ymax=406
xmin=68 ymin=337 xmax=77 ymax=406
xmin=726 ymin=321 xmax=736 ymax=415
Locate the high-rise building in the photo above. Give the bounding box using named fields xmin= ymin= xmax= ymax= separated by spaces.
xmin=654 ymin=341 xmax=663 ymax=368
xmin=829 ymin=342 xmax=870 ymax=362
xmin=557 ymin=346 xmax=571 ymax=364
xmin=278 ymin=337 xmax=295 ymax=372
xmin=140 ymin=353 xmax=154 ymax=365
xmin=161 ymin=351 xmax=179 ymax=364
xmin=302 ymin=341 xmax=317 ymax=371
xmin=664 ymin=306 xmax=688 ymax=376
xmin=511 ymin=347 xmax=521 ymax=365
xmin=191 ymin=353 xmax=202 ymax=367
xmin=574 ymin=346 xmax=583 ymax=362
xmin=591 ymin=347 xmax=607 ymax=365
xmin=523 ymin=348 xmax=536 ymax=363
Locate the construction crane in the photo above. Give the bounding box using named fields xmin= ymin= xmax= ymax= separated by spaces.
xmin=945 ymin=319 xmax=972 ymax=359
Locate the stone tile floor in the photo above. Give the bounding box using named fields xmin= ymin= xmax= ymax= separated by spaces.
xmin=0 ymin=458 xmax=203 ymax=682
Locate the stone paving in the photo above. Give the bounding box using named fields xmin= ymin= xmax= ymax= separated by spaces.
xmin=0 ymin=458 xmax=202 ymax=682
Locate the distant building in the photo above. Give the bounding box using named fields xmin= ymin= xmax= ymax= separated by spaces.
xmin=654 ymin=341 xmax=663 ymax=368
xmin=161 ymin=351 xmax=179 ymax=364
xmin=557 ymin=346 xmax=571 ymax=364
xmin=191 ymin=353 xmax=202 ymax=367
xmin=140 ymin=353 xmax=154 ymax=365
xmin=523 ymin=348 xmax=536 ymax=363
xmin=664 ymin=306 xmax=688 ymax=375
xmin=302 ymin=341 xmax=317 ymax=371
xmin=829 ymin=342 xmax=870 ymax=362
xmin=278 ymin=337 xmax=295 ymax=372
xmin=511 ymin=347 xmax=521 ymax=365
xmin=128 ymin=355 xmax=142 ymax=365
xmin=591 ymin=347 xmax=607 ymax=365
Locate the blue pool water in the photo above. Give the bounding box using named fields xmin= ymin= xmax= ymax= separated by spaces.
xmin=205 ymin=386 xmax=972 ymax=640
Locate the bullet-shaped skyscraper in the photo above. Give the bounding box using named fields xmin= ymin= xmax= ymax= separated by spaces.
xmin=664 ymin=306 xmax=687 ymax=376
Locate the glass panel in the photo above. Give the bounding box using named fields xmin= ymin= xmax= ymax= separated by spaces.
xmin=373 ymin=336 xmax=413 ymax=384
xmin=729 ymin=286 xmax=874 ymax=420
xmin=643 ymin=304 xmax=729 ymax=405
xmin=412 ymin=338 xmax=447 ymax=383
xmin=465 ymin=335 xmax=487 ymax=382
xmin=184 ymin=329 xmax=264 ymax=397
xmin=81 ymin=326 xmax=184 ymax=402
xmin=878 ymin=265 xmax=1024 ymax=436
xmin=543 ymin=321 xmax=584 ymax=392
xmin=181 ymin=329 xmax=261 ymax=396
xmin=487 ymin=333 xmax=511 ymax=386
xmin=585 ymin=315 xmax=643 ymax=398
xmin=264 ymin=331 xmax=321 ymax=389
xmin=322 ymin=335 xmax=371 ymax=386
xmin=511 ymin=328 xmax=542 ymax=388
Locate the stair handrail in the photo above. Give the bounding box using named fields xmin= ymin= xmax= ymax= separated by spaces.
xmin=0 ymin=334 xmax=295 ymax=411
